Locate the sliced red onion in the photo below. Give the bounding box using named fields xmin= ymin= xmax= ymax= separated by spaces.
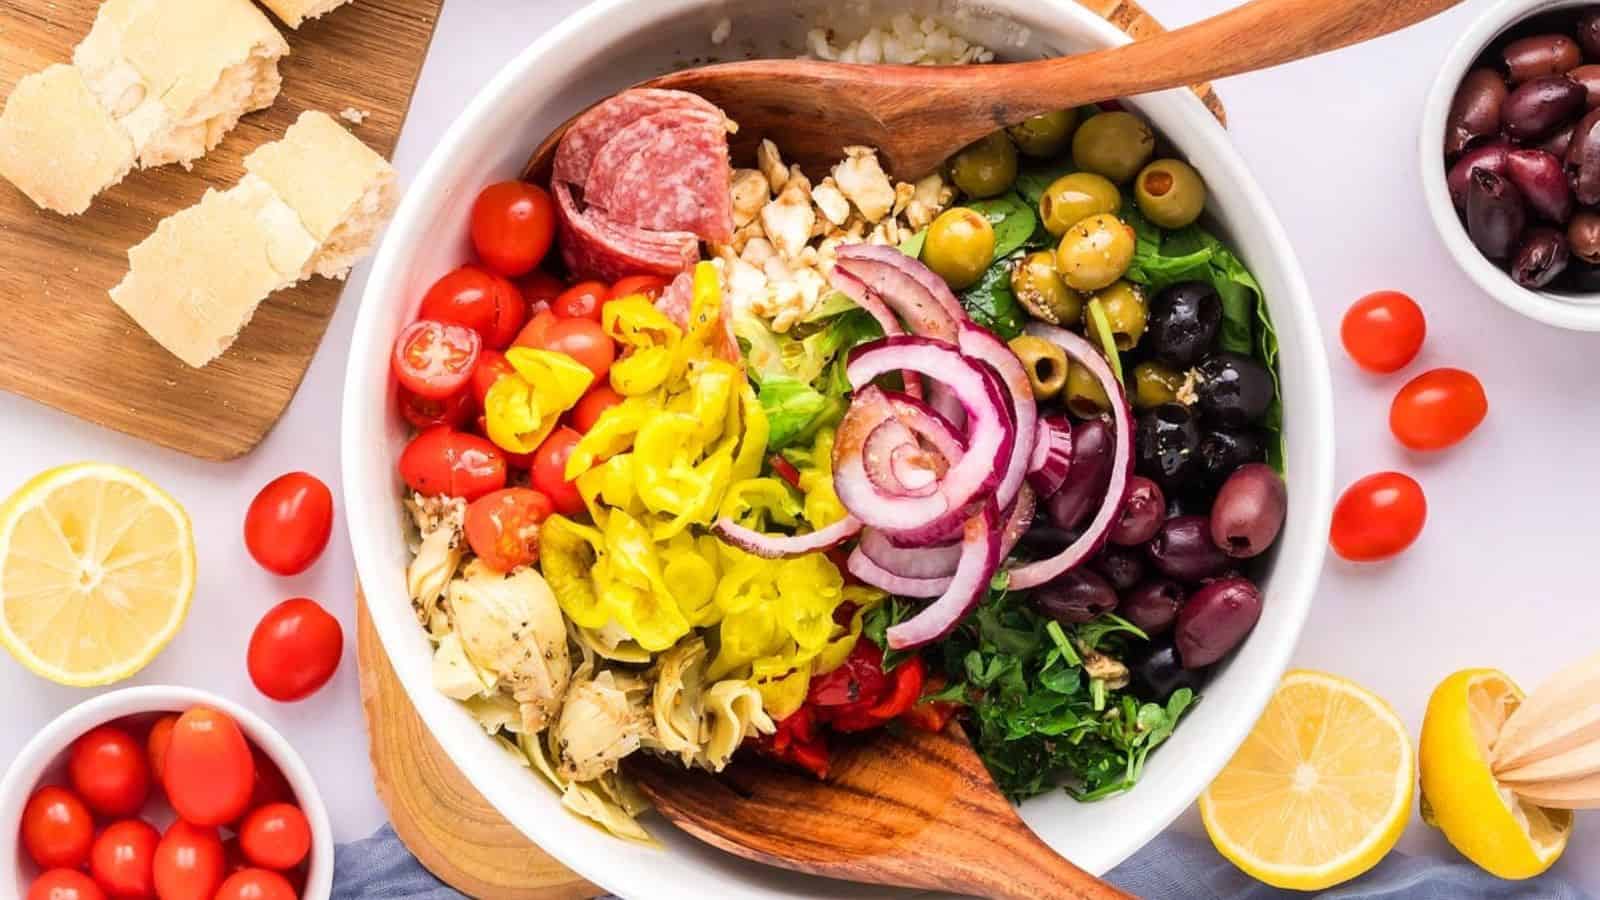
xmin=835 ymin=243 xmax=966 ymax=322
xmin=886 ymin=503 xmax=1002 ymax=649
xmin=926 ymin=383 xmax=967 ymax=432
xmin=847 ymin=547 xmax=951 ymax=598
xmin=999 ymin=483 xmax=1037 ymax=563
xmin=957 ymin=323 xmax=1036 ymax=511
xmin=711 ymin=514 xmax=863 ymax=560
xmin=860 ymin=527 xmax=962 ymax=578
xmin=884 ymin=392 xmax=965 ymax=463
xmin=829 ymin=266 xmax=921 ymax=399
xmin=1006 ymin=324 xmax=1133 ymax=591
xmin=863 ymin=419 xmax=941 ymax=498
xmin=834 ymin=387 xmax=949 ymax=528
xmin=1027 ymin=415 xmax=1073 ymax=497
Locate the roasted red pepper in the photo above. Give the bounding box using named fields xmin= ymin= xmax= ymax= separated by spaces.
xmin=758 ymin=705 xmax=830 ymax=778
xmin=810 ymin=640 xmax=888 ymax=708
xmin=769 ymin=454 xmax=803 ymax=490
xmin=901 ymin=673 xmax=960 ymax=733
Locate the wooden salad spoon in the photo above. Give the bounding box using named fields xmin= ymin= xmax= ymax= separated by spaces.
xmin=626 ymin=721 xmax=1132 ymax=898
xmin=527 ymin=0 xmax=1468 ymax=180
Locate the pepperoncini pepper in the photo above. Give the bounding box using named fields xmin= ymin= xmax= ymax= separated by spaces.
xmin=483 ymin=348 xmax=593 ymax=454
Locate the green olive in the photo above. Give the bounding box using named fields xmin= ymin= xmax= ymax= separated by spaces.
xmin=1006 ymin=110 xmax=1078 ymax=158
xmin=1038 ymin=172 xmax=1121 ymax=236
xmin=948 ymin=132 xmax=1019 ymax=199
xmin=1064 ymin=361 xmax=1110 ymax=417
xmin=1071 ymin=111 xmax=1156 ymax=184
xmin=1055 ymin=213 xmax=1135 ymax=292
xmin=1009 ymin=251 xmax=1083 ymax=325
xmin=1135 ymin=159 xmax=1207 ymax=229
xmin=1084 ymin=280 xmax=1148 ymax=351
xmin=1132 ymin=361 xmax=1185 ymax=410
xmin=921 ymin=208 xmax=995 ymax=289
xmin=1007 ymin=335 xmax=1069 ymax=401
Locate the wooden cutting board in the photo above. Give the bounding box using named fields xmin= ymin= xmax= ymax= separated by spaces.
xmin=0 ymin=0 xmax=442 ymax=461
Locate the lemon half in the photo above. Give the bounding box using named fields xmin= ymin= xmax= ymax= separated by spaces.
xmin=0 ymin=463 xmax=195 ymax=686
xmin=1200 ymin=670 xmax=1415 ymax=891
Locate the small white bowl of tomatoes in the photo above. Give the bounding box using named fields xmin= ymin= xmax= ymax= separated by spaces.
xmin=1 ymin=685 xmax=332 ymax=899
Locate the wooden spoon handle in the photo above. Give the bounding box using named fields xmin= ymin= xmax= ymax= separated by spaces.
xmin=964 ymin=827 xmax=1137 ymax=900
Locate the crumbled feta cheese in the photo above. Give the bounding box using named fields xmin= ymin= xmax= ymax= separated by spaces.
xmin=730 ymin=169 xmax=768 ymax=228
xmin=761 ymin=177 xmax=816 ymax=260
xmin=757 ymin=140 xmax=788 ymax=195
xmin=832 ymin=146 xmax=896 ymax=223
xmin=805 ymin=15 xmax=993 ymax=66
xmin=812 ymin=178 xmax=850 ymax=228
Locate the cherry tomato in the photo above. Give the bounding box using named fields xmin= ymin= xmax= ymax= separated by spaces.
xmin=248 ymin=598 xmax=344 ymax=702
xmin=1341 ymin=291 xmax=1426 ymax=374
xmin=398 ymin=427 xmax=507 ymax=501
xmin=530 ymin=427 xmax=585 ymax=516
xmin=242 ymin=748 xmax=294 ymax=816
xmin=511 ymin=309 xmax=559 ymax=352
xmin=398 ymin=386 xmax=473 ymax=430
xmin=391 ymin=320 xmax=481 ymax=399
xmin=1330 ymin=471 xmax=1427 ymax=562
xmin=470 ymin=350 xmax=516 ymax=409
xmin=238 ymin=804 xmax=311 ymax=871
xmin=517 ymin=270 xmax=565 ymax=311
xmin=152 ymin=821 xmax=224 ymax=900
xmin=162 ymin=708 xmax=255 ymax=827
xmin=214 ymin=870 xmax=296 ymax=900
xmin=146 ymin=715 xmax=177 ymax=783
xmin=417 ymin=265 xmax=526 ymax=349
xmin=21 ymin=786 xmax=94 ymax=870
xmin=608 ymin=274 xmax=669 ymax=303
xmin=28 ymin=869 xmax=106 ymax=900
xmin=90 ymin=819 xmax=159 ymax=899
xmin=464 ymin=488 xmax=553 ymax=572
xmin=1390 ymin=367 xmax=1487 ymax=451
xmin=244 ymin=473 xmax=334 ymax=577
xmin=570 ymin=384 xmax=623 ymax=433
xmin=549 ymin=281 xmax=608 ymax=322
xmin=68 ymin=726 xmax=150 ymax=818
xmin=470 ymin=181 xmax=555 ymax=278
xmin=526 ymin=317 xmax=614 ymax=380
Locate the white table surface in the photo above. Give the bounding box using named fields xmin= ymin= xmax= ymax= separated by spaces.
xmin=4 ymin=0 xmax=1598 ymax=894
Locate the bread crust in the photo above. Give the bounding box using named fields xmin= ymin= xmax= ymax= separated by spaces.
xmin=0 ymin=66 xmax=137 ymax=216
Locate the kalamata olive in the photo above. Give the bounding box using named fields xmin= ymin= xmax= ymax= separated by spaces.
xmin=1047 ymin=418 xmax=1112 ymax=530
xmin=1502 ymin=75 xmax=1587 ymax=140
xmin=1165 ymin=494 xmax=1205 ymax=519
xmin=1110 ymin=476 xmax=1166 ymax=546
xmin=1569 ymin=211 xmax=1600 ymax=262
xmin=1196 ymin=428 xmax=1268 ymax=494
xmin=1209 ymin=463 xmax=1287 ymax=559
xmin=1020 ymin=525 xmax=1078 ymax=558
xmin=1175 ymin=576 xmax=1264 ymax=668
xmin=1195 ymin=353 xmax=1274 ymax=426
xmin=1118 ymin=579 xmax=1186 ymax=637
xmin=1134 ymin=404 xmax=1200 ymax=491
xmin=1578 ymin=8 xmax=1600 ymax=59
xmin=1130 ymin=641 xmax=1207 ymax=702
xmin=1505 ymin=148 xmax=1574 ymax=221
xmin=1564 ymin=108 xmax=1600 ymax=205
xmin=1511 ymin=226 xmax=1571 ymax=287
xmin=1092 ymin=546 xmax=1146 ymax=593
xmin=1145 ymin=282 xmax=1222 ymax=366
xmin=1445 ymin=68 xmax=1509 ymax=157
xmin=1570 ymin=65 xmax=1600 ymax=108
xmin=1147 ymin=515 xmax=1230 ymax=582
xmin=1539 ymin=122 xmax=1576 ymax=158
xmin=1033 ymin=568 xmax=1118 ymax=625
xmin=1447 ymin=140 xmax=1511 ymax=208
xmin=1465 ymin=168 xmax=1527 ymax=259
xmin=1503 ymin=34 xmax=1582 ymax=84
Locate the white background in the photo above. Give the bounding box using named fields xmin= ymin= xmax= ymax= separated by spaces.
xmin=4 ymin=0 xmax=1599 ymax=894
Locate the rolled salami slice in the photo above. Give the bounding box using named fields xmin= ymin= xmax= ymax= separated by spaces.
xmin=584 ymin=109 xmax=734 ymax=243
xmin=552 ymin=88 xmax=722 ymax=190
xmin=555 ymin=182 xmax=698 ymax=281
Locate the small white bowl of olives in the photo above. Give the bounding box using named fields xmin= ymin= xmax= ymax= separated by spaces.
xmin=1423 ymin=0 xmax=1600 ymax=330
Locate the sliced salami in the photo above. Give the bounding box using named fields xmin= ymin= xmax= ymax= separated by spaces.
xmin=654 ymin=270 xmax=741 ymax=364
xmin=555 ymin=182 xmax=698 ymax=281
xmin=583 ymin=109 xmax=735 ymax=243
xmin=552 ymin=88 xmax=722 ymax=190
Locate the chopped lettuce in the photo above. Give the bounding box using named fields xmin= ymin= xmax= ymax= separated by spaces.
xmin=742 ymin=308 xmax=881 ymax=450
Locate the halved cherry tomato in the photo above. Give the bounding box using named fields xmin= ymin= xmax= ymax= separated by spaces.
xmin=550 ymin=281 xmax=608 ymax=322
xmin=163 ymin=708 xmax=256 ymax=827
xmin=248 ymin=598 xmax=344 ymax=703
xmin=392 ymin=320 xmax=481 ymax=399
xmin=147 ymin=715 xmax=177 ymax=783
xmin=418 ymin=265 xmax=526 ymax=349
xmin=238 ymin=804 xmax=311 ymax=872
xmin=1330 ymin=471 xmax=1426 ymax=562
xmin=398 ymin=427 xmax=507 ymax=500
xmin=570 ymin=384 xmax=624 ymax=433
xmin=398 ymin=386 xmax=473 ymax=430
xmin=525 ymin=317 xmax=614 ymax=380
xmin=90 ymin=820 xmax=159 ymax=898
xmin=68 ymin=726 xmax=149 ymax=818
xmin=153 ymin=821 xmax=225 ymax=900
xmin=470 ymin=350 xmax=515 ymax=409
xmin=465 ymin=488 xmax=553 ymax=572
xmin=1341 ymin=291 xmax=1426 ymax=374
xmin=28 ymin=869 xmax=105 ymax=900
xmin=469 ymin=181 xmax=555 ymax=278
xmin=511 ymin=309 xmax=560 ymax=352
xmin=1390 ymin=367 xmax=1487 ymax=451
xmin=21 ymin=786 xmax=94 ymax=870
xmin=215 ymin=870 xmax=296 ymax=900
xmin=608 ymin=274 xmax=669 ymax=303
xmin=530 ymin=427 xmax=585 ymax=516
xmin=244 ymin=472 xmax=334 ymax=577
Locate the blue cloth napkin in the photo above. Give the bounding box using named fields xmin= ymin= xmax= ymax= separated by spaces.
xmin=332 ymin=825 xmax=1588 ymax=898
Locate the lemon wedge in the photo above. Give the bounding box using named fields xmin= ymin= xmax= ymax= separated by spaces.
xmin=1200 ymin=670 xmax=1414 ymax=891
xmin=0 ymin=463 xmax=195 ymax=686
xmin=1420 ymin=668 xmax=1571 ymax=879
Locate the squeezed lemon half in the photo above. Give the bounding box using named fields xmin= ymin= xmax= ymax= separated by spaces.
xmin=0 ymin=463 xmax=195 ymax=686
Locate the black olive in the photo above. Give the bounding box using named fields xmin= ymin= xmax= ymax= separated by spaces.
xmin=1195 ymin=352 xmax=1274 ymax=426
xmin=1129 ymin=640 xmax=1208 ymax=703
xmin=1092 ymin=546 xmax=1146 ymax=593
xmin=1134 ymin=403 xmax=1200 ymax=492
xmin=1196 ymin=427 xmax=1268 ymax=493
xmin=1145 ymin=282 xmax=1222 ymax=366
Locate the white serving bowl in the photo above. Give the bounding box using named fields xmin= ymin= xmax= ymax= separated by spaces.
xmin=342 ymin=1 xmax=1334 ymax=896
xmin=0 ymin=685 xmax=334 ymax=899
xmin=1421 ymin=0 xmax=1600 ymax=330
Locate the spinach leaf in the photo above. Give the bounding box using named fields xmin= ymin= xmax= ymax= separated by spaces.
xmin=959 ymin=254 xmax=1026 ymax=339
xmin=863 ymin=598 xmax=915 ymax=671
xmin=1016 ymin=161 xmax=1075 ymax=208
xmin=964 ymin=192 xmax=1038 ymax=261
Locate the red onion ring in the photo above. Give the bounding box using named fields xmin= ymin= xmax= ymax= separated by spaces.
xmin=835 ymin=243 xmax=965 ymax=320
xmin=1027 ymin=415 xmax=1073 ymax=497
xmin=886 ymin=503 xmax=1002 ymax=649
xmin=999 ymin=483 xmax=1037 ymax=563
xmin=847 ymin=547 xmax=951 ymax=598
xmin=863 ymin=419 xmax=941 ymax=498
xmin=830 ymin=267 xmax=921 ymax=398
xmin=884 ymin=392 xmax=965 ymax=463
xmin=957 ymin=323 xmax=1036 ymax=511
xmin=711 ymin=514 xmax=863 ymax=560
xmin=859 ymin=527 xmax=962 ymax=578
